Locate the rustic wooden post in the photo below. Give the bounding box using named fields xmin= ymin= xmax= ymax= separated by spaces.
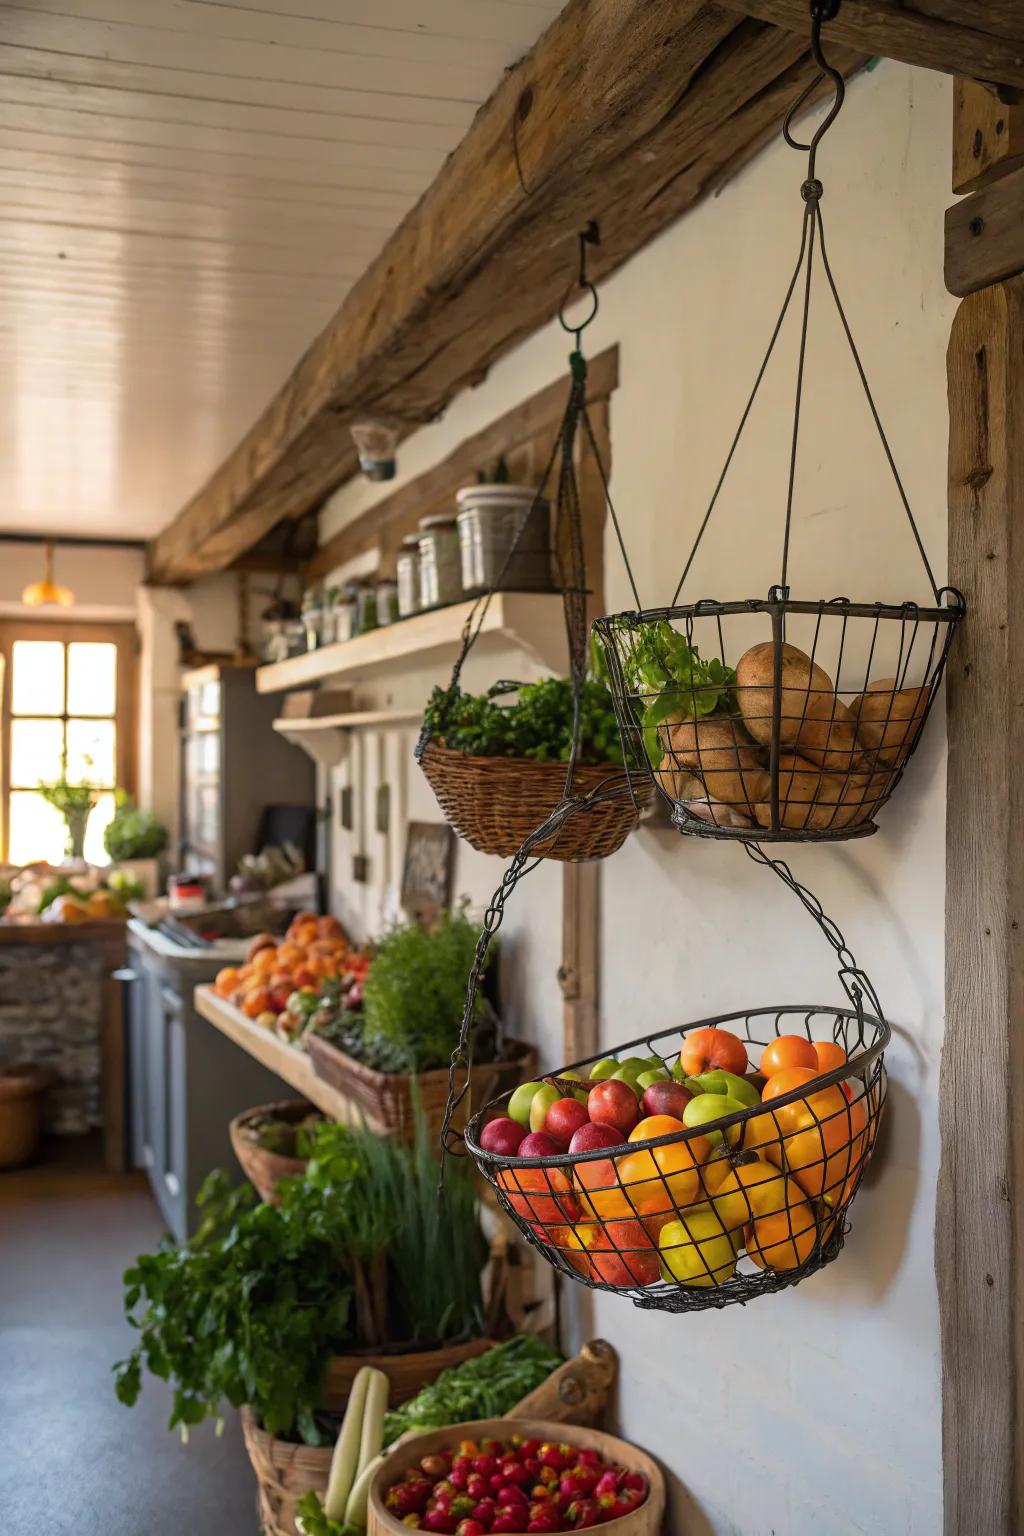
xmin=937 ymin=80 xmax=1024 ymax=1536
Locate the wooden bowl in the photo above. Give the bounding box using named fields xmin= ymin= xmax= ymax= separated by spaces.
xmin=368 ymin=1417 xmax=665 ymax=1534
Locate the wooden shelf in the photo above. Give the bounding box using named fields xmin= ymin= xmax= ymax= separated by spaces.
xmin=255 ymin=592 xmax=567 ymax=694
xmin=272 ymin=710 xmax=422 ymax=768
xmin=194 ymin=985 xmax=387 ymax=1133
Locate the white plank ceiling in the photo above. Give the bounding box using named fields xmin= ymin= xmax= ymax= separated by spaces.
xmin=0 ymin=0 xmax=563 ymax=539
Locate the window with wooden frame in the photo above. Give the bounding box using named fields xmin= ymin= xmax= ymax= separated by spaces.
xmin=0 ymin=621 xmax=136 ymax=865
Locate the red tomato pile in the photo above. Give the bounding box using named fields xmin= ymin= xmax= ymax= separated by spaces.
xmin=383 ymin=1435 xmax=648 ymax=1531
xmin=480 ymin=1025 xmax=871 ymax=1291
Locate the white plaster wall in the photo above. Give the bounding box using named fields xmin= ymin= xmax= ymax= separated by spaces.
xmin=319 ymin=63 xmax=953 ymax=1534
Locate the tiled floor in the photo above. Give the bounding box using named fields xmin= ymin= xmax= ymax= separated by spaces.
xmin=0 ymin=1139 xmax=258 ymax=1535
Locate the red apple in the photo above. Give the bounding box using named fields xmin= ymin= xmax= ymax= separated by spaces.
xmin=572 ymin=1219 xmax=660 ymax=1287
xmin=587 ymin=1078 xmax=641 ymax=1136
xmin=479 ymin=1116 xmax=527 ymax=1156
xmin=640 ymin=1079 xmax=695 ymax=1120
xmin=517 ymin=1131 xmax=563 ymax=1158
xmin=544 ymin=1096 xmax=590 ymax=1144
xmin=498 ymin=1133 xmax=579 ymax=1229
xmin=568 ymin=1121 xmax=625 ymax=1218
xmin=569 ymin=1122 xmax=626 ymax=1154
xmin=678 ymin=1025 xmax=748 ymax=1078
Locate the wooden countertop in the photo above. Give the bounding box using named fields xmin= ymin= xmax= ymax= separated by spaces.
xmin=0 ymin=918 xmax=127 ymax=946
xmin=193 ymin=985 xmax=386 ymax=1132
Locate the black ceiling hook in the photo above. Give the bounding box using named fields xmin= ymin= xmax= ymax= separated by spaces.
xmin=782 ymin=0 xmax=846 ymax=185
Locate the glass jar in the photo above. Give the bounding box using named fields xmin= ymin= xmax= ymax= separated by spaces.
xmin=417 ymin=515 xmax=462 ymax=609
xmin=396 ymin=534 xmax=420 ymax=619
xmin=351 ymin=581 xmax=379 ymax=636
xmin=376 ymin=579 xmax=399 ymax=627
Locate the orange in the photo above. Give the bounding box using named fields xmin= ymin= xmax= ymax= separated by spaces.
xmin=765 ymin=1086 xmax=868 ymax=1204
xmin=214 ymin=966 xmax=239 ymax=997
xmin=628 ymin=1114 xmax=688 ymax=1144
xmin=812 ymin=1040 xmax=848 ymax=1074
xmin=735 ymin=1108 xmax=784 ymax=1158
xmin=747 ymin=1200 xmax=818 ymax=1271
xmin=612 ymin=1131 xmax=711 ymax=1224
xmin=759 ymin=1035 xmax=818 ymax=1079
xmin=241 ymin=987 xmax=271 ymax=1019
xmin=251 ymin=947 xmax=277 ymax=976
xmin=762 ymin=1066 xmax=821 ymax=1103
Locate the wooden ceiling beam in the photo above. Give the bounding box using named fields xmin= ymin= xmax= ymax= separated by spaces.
xmin=720 ymin=3 xmax=1024 ymax=90
xmin=147 ymin=1 xmax=877 ymax=584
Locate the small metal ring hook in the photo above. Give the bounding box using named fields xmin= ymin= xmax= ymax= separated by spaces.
xmin=558 ymin=221 xmax=601 ymax=341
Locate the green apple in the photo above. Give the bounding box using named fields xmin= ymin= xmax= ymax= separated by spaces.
xmin=636 ymin=1068 xmax=670 ymax=1093
xmin=508 ymin=1080 xmax=546 ymax=1129
xmin=659 ymin=1209 xmax=737 ymax=1288
xmin=529 ymin=1082 xmax=562 ymax=1134
xmin=555 ymin=1069 xmax=590 ymax=1106
xmin=682 ymin=1092 xmax=748 ymax=1148
xmin=611 ymin=1057 xmax=652 ymax=1090
xmin=644 ymin=1055 xmax=666 ymax=1071
xmin=690 ymin=1069 xmax=760 ymax=1109
xmin=588 ymin=1058 xmax=620 ymax=1082
xmin=671 ymin=1058 xmax=689 ymax=1083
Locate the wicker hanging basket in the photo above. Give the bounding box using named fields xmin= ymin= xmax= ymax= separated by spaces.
xmin=305 ymin=1033 xmax=538 ymax=1143
xmin=420 ymin=742 xmax=650 ymax=861
xmin=229 ymin=1099 xmax=322 ymax=1202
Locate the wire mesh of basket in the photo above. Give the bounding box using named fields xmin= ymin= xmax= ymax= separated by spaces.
xmin=466 ymin=1003 xmax=888 ymax=1313
xmin=593 ymin=592 xmax=961 ymax=842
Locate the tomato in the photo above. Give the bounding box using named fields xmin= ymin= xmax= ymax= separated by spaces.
xmin=759 ymin=1035 xmax=818 ymax=1078
xmin=812 ymin=1039 xmax=848 ymax=1074
xmin=762 ymin=1066 xmax=821 ymax=1102
xmin=678 ymin=1026 xmax=748 ymax=1079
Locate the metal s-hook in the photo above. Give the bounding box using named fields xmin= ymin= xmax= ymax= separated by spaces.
xmin=559 ymin=220 xmax=600 ymax=351
xmin=782 ymin=0 xmax=846 ymax=191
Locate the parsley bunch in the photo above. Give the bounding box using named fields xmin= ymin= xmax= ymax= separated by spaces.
xmin=423 ymin=676 xmax=623 ymax=766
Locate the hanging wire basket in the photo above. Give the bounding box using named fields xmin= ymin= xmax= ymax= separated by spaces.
xmin=589 ymin=3 xmax=963 ymax=844
xmin=457 ymin=846 xmax=889 ymax=1313
xmin=417 ymin=226 xmax=651 ymax=862
xmin=594 ymin=591 xmax=960 ymax=842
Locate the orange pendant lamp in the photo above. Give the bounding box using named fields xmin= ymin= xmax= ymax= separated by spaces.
xmin=22 ymin=541 xmax=74 ymax=609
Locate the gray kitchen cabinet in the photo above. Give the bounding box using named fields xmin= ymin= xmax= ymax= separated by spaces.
xmin=125 ymin=927 xmax=290 ymax=1241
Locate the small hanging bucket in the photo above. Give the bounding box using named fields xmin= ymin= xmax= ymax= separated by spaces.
xmin=592 ymin=7 xmax=962 ymax=843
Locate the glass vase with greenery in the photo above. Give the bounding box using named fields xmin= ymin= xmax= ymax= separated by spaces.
xmin=38 ymin=761 xmax=99 ymax=861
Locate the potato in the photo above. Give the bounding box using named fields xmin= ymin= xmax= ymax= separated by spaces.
xmin=736 ymin=641 xmax=862 ymax=773
xmin=840 ymin=767 xmax=896 ymax=824
xmin=664 ymin=716 xmax=767 ymax=818
xmin=670 ymin=771 xmax=756 ymax=830
xmin=753 ymin=753 xmax=865 ymax=833
xmin=850 ymin=678 xmax=931 ymax=768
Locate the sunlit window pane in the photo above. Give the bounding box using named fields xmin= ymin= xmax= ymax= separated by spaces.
xmin=9 ymin=791 xmax=66 ymax=865
xmin=66 ymin=719 xmax=116 ymax=787
xmin=11 ymin=641 xmax=64 ymax=716
xmin=10 ymin=718 xmax=64 ymax=788
xmin=84 ymin=791 xmax=114 ymax=866
xmin=68 ymin=643 xmax=117 ymax=716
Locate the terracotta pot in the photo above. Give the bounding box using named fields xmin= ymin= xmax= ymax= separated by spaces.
xmin=0 ymin=1064 xmax=50 ymax=1169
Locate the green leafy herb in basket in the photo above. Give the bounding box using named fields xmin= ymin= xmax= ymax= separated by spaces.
xmin=422 ymin=676 xmax=624 ymax=767
xmin=382 ymin=1335 xmax=563 ymax=1446
xmin=611 ymin=621 xmax=737 ymax=766
xmin=114 ymin=1118 xmax=487 ymax=1445
xmin=359 ymin=910 xmax=494 ymax=1075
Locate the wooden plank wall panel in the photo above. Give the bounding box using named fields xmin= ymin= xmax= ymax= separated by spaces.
xmin=0 ymin=0 xmax=563 ymax=541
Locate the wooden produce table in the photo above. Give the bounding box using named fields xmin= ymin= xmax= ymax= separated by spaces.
xmin=0 ymin=918 xmax=128 ymax=1170
xmin=193 ymin=986 xmax=387 ymax=1134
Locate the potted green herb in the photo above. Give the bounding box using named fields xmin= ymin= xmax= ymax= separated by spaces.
xmin=39 ymin=762 xmax=99 ymax=861
xmin=304 ymin=912 xmax=537 ymax=1140
xmin=103 ymin=790 xmax=168 ymax=895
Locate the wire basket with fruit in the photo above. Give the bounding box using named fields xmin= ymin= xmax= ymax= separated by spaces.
xmin=466 ymin=1002 xmax=887 ymax=1313
xmin=453 ymin=846 xmax=889 ymax=1314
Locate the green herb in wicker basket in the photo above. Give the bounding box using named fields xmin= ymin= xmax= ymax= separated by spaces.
xmin=382 ymin=1335 xmax=563 ymax=1446
xmin=422 ymin=676 xmax=624 ymax=766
